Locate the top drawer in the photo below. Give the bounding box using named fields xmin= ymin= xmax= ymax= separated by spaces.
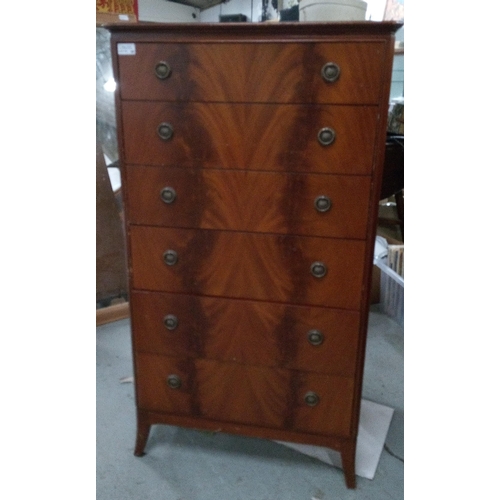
xmin=115 ymin=42 xmax=387 ymax=104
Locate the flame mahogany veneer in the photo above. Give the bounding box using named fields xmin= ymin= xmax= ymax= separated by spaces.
xmin=109 ymin=21 xmax=399 ymax=489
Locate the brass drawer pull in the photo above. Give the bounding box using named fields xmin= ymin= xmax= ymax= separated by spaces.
xmin=304 ymin=391 xmax=320 ymax=407
xmin=321 ymin=62 xmax=340 ymax=83
xmin=155 ymin=61 xmax=172 ymax=80
xmin=167 ymin=374 xmax=182 ymax=389
xmin=314 ymin=195 xmax=331 ymax=213
xmin=163 ymin=250 xmax=178 ymax=266
xmin=310 ymin=261 xmax=327 ymax=278
xmin=163 ymin=314 xmax=178 ymax=330
xmin=318 ymin=127 xmax=336 ymax=146
xmin=160 ymin=187 xmax=177 ymax=204
xmin=307 ymin=329 xmax=324 ymax=346
xmin=157 ymin=122 xmax=174 ymax=141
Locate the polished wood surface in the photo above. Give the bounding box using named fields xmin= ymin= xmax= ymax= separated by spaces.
xmin=121 ymin=102 xmax=379 ymax=175
xmin=107 ymin=21 xmax=402 ymax=41
xmin=131 ymin=291 xmax=360 ymax=375
xmin=129 ymin=226 xmax=366 ymax=309
xmin=126 ymin=166 xmax=372 ymax=239
xmin=117 ymin=42 xmax=387 ymax=104
xmin=109 ymin=21 xmax=400 ymax=489
xmin=135 ymin=352 xmax=354 ymax=437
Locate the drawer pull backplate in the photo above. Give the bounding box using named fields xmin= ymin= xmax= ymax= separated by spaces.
xmin=321 ymin=62 xmax=341 ymax=83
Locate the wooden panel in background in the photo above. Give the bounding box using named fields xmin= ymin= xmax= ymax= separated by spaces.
xmin=96 ymin=302 xmax=130 ymax=326
xmin=96 ymin=142 xmax=127 ymax=302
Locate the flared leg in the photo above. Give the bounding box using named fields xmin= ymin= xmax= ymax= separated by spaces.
xmin=134 ymin=413 xmax=151 ymax=457
xmin=340 ymin=441 xmax=356 ymax=489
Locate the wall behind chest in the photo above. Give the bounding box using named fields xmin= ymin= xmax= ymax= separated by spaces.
xmin=138 ymin=0 xmax=201 ymax=22
xmin=200 ymin=0 xmax=262 ymax=22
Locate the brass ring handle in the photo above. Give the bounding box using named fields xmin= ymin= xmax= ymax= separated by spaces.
xmin=317 ymin=127 xmax=336 ymax=146
xmin=163 ymin=250 xmax=178 ymax=266
xmin=163 ymin=314 xmax=178 ymax=330
xmin=304 ymin=391 xmax=320 ymax=407
xmin=310 ymin=261 xmax=327 ymax=278
xmin=155 ymin=61 xmax=172 ymax=80
xmin=167 ymin=374 xmax=182 ymax=389
xmin=307 ymin=329 xmax=324 ymax=346
xmin=321 ymin=62 xmax=340 ymax=83
xmin=157 ymin=122 xmax=174 ymax=141
xmin=161 ymin=187 xmax=177 ymax=204
xmin=314 ymin=195 xmax=331 ymax=213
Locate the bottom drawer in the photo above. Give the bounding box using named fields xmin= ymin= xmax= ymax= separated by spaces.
xmin=135 ymin=353 xmax=355 ymax=437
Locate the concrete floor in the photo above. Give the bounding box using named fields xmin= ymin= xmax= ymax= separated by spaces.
xmin=96 ymin=305 xmax=403 ymax=500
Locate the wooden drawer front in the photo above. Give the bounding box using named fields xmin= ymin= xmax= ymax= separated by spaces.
xmin=121 ymin=102 xmax=379 ymax=175
xmin=131 ymin=291 xmax=360 ymax=376
xmin=126 ymin=166 xmax=371 ymax=239
xmin=135 ymin=353 xmax=354 ymax=437
xmin=117 ymin=42 xmax=386 ymax=104
xmin=129 ymin=226 xmax=366 ymax=310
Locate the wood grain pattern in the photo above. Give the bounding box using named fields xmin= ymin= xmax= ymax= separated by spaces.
xmin=135 ymin=352 xmax=354 ymax=437
xmin=134 ymin=354 xmax=197 ymax=416
xmin=109 ymin=21 xmax=400 ymax=489
xmin=121 ymin=102 xmax=379 ymax=175
xmin=130 ymin=290 xmax=360 ymax=376
xmin=117 ymin=42 xmax=386 ymax=104
xmin=290 ymin=370 xmax=355 ymax=437
xmin=129 ymin=226 xmax=366 ymax=309
xmin=125 ymin=166 xmax=372 ymax=239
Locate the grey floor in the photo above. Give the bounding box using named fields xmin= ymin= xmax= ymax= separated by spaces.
xmin=97 ymin=305 xmax=403 ymax=500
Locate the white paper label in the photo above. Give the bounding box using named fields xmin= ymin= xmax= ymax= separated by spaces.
xmin=118 ymin=14 xmax=129 ymax=20
xmin=117 ymin=43 xmax=136 ymax=56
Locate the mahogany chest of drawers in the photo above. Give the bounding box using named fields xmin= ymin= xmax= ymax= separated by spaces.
xmin=109 ymin=22 xmax=398 ymax=488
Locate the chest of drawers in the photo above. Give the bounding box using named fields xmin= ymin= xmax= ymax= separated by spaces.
xmin=108 ymin=22 xmax=399 ymax=489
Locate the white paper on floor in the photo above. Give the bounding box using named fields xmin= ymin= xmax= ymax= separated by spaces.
xmin=275 ymin=399 xmax=394 ymax=480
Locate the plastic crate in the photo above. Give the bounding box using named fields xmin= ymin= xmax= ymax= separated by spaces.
xmin=374 ymin=256 xmax=404 ymax=327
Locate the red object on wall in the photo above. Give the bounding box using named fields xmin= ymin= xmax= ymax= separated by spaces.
xmin=97 ymin=0 xmax=138 ymax=17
